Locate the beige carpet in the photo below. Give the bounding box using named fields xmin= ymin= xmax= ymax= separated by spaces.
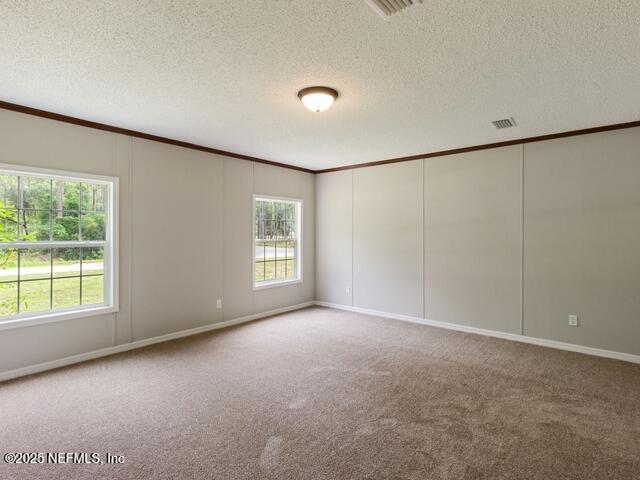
xmin=1 ymin=306 xmax=639 ymax=479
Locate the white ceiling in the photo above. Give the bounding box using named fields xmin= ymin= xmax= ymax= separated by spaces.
xmin=1 ymin=1 xmax=639 ymax=170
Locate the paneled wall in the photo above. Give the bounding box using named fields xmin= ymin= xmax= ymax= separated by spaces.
xmin=0 ymin=108 xmax=315 ymax=374
xmin=353 ymin=160 xmax=423 ymax=317
xmin=523 ymin=129 xmax=640 ymax=354
xmin=316 ymin=127 xmax=640 ymax=357
xmin=315 ymin=171 xmax=352 ymax=306
xmin=425 ymin=146 xmax=522 ymax=334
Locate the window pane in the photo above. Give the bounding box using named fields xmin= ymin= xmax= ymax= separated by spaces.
xmin=0 ymin=174 xmax=18 ymax=208
xmin=286 ymin=240 xmax=295 ymax=259
xmin=52 ymin=277 xmax=80 ymax=309
xmin=282 ymin=204 xmax=290 ymax=237
xmin=286 ymin=259 xmax=296 ymax=279
xmin=276 ymin=260 xmax=287 ymax=280
xmin=0 ymin=175 xmax=19 ymax=242
xmin=255 ymin=201 xmax=263 ymax=236
xmin=274 ymin=203 xmax=283 ymax=238
xmin=255 ymin=207 xmax=261 ymax=239
xmin=82 ymin=247 xmax=104 ymax=275
xmin=80 ymin=183 xmax=106 ymax=212
xmin=0 ymin=206 xmax=18 ymax=242
xmin=269 ymin=204 xmax=275 ymax=237
xmin=264 ymin=242 xmax=276 ymax=261
xmin=0 ymin=170 xmax=112 ymax=319
xmin=20 ymin=279 xmax=51 ymax=313
xmin=19 ymin=209 xmax=50 ymax=241
xmin=0 ymin=248 xmax=18 ymax=283
xmin=82 ymin=275 xmax=104 ymax=305
xmin=0 ymin=282 xmax=18 ymax=316
xmin=257 ymin=201 xmax=266 ymax=239
xmin=53 ymin=180 xmax=80 ymax=211
xmin=19 ymin=248 xmax=51 ymax=281
xmin=262 ymin=202 xmax=268 ymax=238
xmin=255 ymin=261 xmax=265 ymax=283
xmin=52 ymin=211 xmax=79 ymax=241
xmin=286 ymin=203 xmax=294 ymax=224
xmin=52 ymin=248 xmax=81 ymax=278
xmin=276 ymin=242 xmax=287 ymax=279
xmin=80 ymin=212 xmax=106 ymax=240
xmin=255 ymin=241 xmax=265 ymax=260
xmin=254 ymin=199 xmax=300 ymax=285
xmin=263 ymin=260 xmax=276 ymax=281
xmin=22 ymin=177 xmax=51 ymax=210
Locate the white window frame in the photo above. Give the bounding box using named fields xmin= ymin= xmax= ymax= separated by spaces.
xmin=0 ymin=162 xmax=118 ymax=331
xmin=252 ymin=195 xmax=303 ymax=290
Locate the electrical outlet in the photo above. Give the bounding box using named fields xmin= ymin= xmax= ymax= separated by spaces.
xmin=346 ymin=286 xmax=351 ymax=295
xmin=568 ymin=314 xmax=578 ymax=327
xmin=216 ymin=299 xmax=222 ymax=309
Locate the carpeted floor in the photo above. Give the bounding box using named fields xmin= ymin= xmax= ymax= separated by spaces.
xmin=1 ymin=306 xmax=639 ymax=479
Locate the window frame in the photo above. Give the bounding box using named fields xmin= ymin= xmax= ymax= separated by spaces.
xmin=0 ymin=162 xmax=118 ymax=331
xmin=252 ymin=194 xmax=303 ymax=291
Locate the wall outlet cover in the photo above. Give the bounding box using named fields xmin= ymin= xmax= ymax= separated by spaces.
xmin=569 ymin=314 xmax=578 ymax=327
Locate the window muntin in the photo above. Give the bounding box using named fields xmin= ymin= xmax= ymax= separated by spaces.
xmin=0 ymin=167 xmax=114 ymax=322
xmin=254 ymin=196 xmax=301 ymax=288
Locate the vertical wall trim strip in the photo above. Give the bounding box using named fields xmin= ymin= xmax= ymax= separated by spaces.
xmin=221 ymin=160 xmax=226 ymax=321
xmin=128 ymin=137 xmax=134 ymax=343
xmin=520 ymin=143 xmax=525 ymax=336
xmin=351 ymin=169 xmax=354 ymax=307
xmin=112 ymin=134 xmax=118 ymax=346
xmin=251 ymin=162 xmax=255 ymax=314
xmin=421 ymin=159 xmax=425 ymax=319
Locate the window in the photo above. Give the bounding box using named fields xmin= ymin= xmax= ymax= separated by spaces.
xmin=0 ymin=164 xmax=116 ymax=326
xmin=254 ymin=196 xmax=302 ymax=289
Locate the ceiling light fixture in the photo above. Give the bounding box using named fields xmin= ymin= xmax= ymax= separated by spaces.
xmin=298 ymin=86 xmax=338 ymax=113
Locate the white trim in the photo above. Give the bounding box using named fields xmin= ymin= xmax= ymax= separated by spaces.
xmin=0 ymin=241 xmax=106 ymax=248
xmin=0 ymin=162 xmax=116 ymax=184
xmin=0 ymin=305 xmax=117 ymax=331
xmin=314 ymin=301 xmax=640 ymax=365
xmin=252 ymin=194 xmax=303 ymax=289
xmin=110 ymin=175 xmax=120 ymax=323
xmin=0 ymin=302 xmax=314 ymax=382
xmin=253 ymin=278 xmax=303 ymax=291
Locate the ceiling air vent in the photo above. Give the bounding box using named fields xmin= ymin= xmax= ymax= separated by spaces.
xmin=365 ymin=0 xmax=424 ymax=19
xmin=491 ymin=117 xmax=517 ymax=130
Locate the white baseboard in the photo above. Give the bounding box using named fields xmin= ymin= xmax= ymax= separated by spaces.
xmin=314 ymin=301 xmax=640 ymax=364
xmin=4 ymin=299 xmax=637 ymax=383
xmin=0 ymin=302 xmax=314 ymax=382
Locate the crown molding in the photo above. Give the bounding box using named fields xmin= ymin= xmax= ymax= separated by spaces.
xmin=2 ymin=100 xmax=639 ymax=174
xmin=315 ymin=120 xmax=640 ymax=173
xmin=0 ymin=100 xmax=314 ymax=174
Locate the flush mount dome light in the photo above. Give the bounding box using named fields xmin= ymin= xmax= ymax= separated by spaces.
xmin=298 ymin=86 xmax=338 ymax=113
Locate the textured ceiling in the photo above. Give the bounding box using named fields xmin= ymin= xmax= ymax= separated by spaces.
xmin=1 ymin=0 xmax=639 ymax=170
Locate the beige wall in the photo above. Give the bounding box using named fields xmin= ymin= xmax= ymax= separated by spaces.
xmin=316 ymin=127 xmax=640 ymax=356
xmin=523 ymin=129 xmax=640 ymax=354
xmin=315 ymin=170 xmax=353 ymax=306
xmin=353 ymin=160 xmax=424 ymax=317
xmin=0 ymin=109 xmax=315 ymax=374
xmin=425 ymin=146 xmax=522 ymax=334
xmin=131 ymin=139 xmax=224 ymax=340
xmin=223 ymin=158 xmax=254 ymax=320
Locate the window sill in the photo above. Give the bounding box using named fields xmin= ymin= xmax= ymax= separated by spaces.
xmin=0 ymin=305 xmax=118 ymax=331
xmin=253 ymin=278 xmax=303 ymax=291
